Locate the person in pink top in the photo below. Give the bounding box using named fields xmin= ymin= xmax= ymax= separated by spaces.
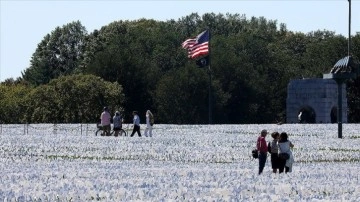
xmin=257 ymin=129 xmax=268 ymax=175
xmin=100 ymin=107 xmax=111 ymax=136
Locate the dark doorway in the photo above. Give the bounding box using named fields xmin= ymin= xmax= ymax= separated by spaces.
xmin=331 ymin=107 xmax=337 ymax=123
xmin=298 ymin=106 xmax=316 ymax=123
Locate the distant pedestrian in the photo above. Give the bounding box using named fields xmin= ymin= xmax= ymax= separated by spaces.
xmin=113 ymin=111 xmax=122 ymax=137
xmin=130 ymin=111 xmax=141 ymax=137
xmin=257 ymin=129 xmax=268 ymax=175
xmin=269 ymin=132 xmax=280 ymax=173
xmin=144 ymin=110 xmax=154 ymax=137
xmin=100 ymin=107 xmax=111 ymax=136
xmin=278 ymin=132 xmax=294 ymax=173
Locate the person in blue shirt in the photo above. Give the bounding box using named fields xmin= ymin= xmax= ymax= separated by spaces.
xmin=130 ymin=111 xmax=141 ymax=137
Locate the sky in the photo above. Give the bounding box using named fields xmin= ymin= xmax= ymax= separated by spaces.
xmin=1 ymin=0 xmax=359 ymax=82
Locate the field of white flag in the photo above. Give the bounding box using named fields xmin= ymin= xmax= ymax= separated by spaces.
xmin=0 ymin=123 xmax=359 ymax=201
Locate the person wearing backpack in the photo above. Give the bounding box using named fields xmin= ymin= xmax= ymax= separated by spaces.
xmin=268 ymin=132 xmax=280 ymax=173
xmin=256 ymin=129 xmax=268 ymax=175
xmin=144 ymin=110 xmax=154 ymax=137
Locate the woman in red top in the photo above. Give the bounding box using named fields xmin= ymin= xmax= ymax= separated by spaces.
xmin=257 ymin=129 xmax=268 ymax=175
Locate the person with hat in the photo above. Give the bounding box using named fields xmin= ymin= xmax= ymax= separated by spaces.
xmin=100 ymin=106 xmax=111 ymax=136
xmin=257 ymin=129 xmax=268 ymax=175
xmin=113 ymin=111 xmax=123 ymax=137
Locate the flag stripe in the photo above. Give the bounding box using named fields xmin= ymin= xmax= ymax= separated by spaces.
xmin=182 ymin=39 xmax=196 ymax=49
xmin=188 ymin=43 xmax=209 ymax=58
xmin=182 ymin=30 xmax=209 ymax=59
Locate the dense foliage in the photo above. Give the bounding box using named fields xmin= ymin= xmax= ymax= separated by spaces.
xmin=1 ymin=13 xmax=359 ymax=124
xmin=1 ymin=75 xmax=124 ymax=123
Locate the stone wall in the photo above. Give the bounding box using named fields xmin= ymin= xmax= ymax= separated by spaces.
xmin=286 ymin=78 xmax=347 ymax=123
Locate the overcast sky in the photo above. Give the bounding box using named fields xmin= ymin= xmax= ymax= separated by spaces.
xmin=1 ymin=0 xmax=359 ymax=82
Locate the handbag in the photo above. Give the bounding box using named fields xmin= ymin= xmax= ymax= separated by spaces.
xmin=279 ymin=153 xmax=290 ymax=160
xmin=251 ymin=149 xmax=258 ymax=159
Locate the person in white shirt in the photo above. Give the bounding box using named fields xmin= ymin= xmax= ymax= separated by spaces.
xmin=130 ymin=111 xmax=141 ymax=137
xmin=278 ymin=132 xmax=295 ymax=173
xmin=144 ymin=110 xmax=154 ymax=137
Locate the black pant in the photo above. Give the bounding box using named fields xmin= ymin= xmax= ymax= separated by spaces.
xmin=258 ymin=152 xmax=267 ymax=174
xmin=130 ymin=125 xmax=141 ymax=137
xmin=278 ymin=159 xmax=290 ymax=173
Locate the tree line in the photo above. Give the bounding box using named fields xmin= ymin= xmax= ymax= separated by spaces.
xmin=1 ymin=13 xmax=359 ymax=124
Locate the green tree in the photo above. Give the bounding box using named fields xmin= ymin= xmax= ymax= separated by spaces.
xmin=23 ymin=74 xmax=124 ymax=123
xmin=22 ymin=21 xmax=87 ymax=86
xmin=7 ymin=13 xmax=360 ymax=124
xmin=0 ymin=83 xmax=31 ymax=123
xmin=82 ymin=19 xmax=185 ymax=118
xmin=155 ymin=66 xmax=209 ymax=124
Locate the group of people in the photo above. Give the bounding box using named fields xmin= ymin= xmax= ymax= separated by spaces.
xmin=100 ymin=107 xmax=154 ymax=137
xmin=129 ymin=110 xmax=154 ymax=137
xmin=257 ymin=129 xmax=294 ymax=175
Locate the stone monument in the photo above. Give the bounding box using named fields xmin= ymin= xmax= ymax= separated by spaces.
xmin=286 ymin=78 xmax=347 ymax=124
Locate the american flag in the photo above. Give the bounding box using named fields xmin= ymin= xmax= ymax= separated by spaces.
xmin=182 ymin=30 xmax=209 ymax=59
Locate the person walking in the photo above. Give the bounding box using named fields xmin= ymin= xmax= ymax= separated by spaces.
xmin=257 ymin=129 xmax=268 ymax=175
xmin=100 ymin=107 xmax=111 ymax=136
xmin=269 ymin=132 xmax=280 ymax=173
xmin=113 ymin=111 xmax=122 ymax=137
xmin=144 ymin=110 xmax=154 ymax=137
xmin=278 ymin=132 xmax=294 ymax=173
xmin=130 ymin=111 xmax=141 ymax=137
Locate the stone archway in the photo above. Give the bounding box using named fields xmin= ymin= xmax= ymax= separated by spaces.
xmin=331 ymin=107 xmax=337 ymax=123
xmin=286 ymin=78 xmax=348 ymax=124
xmin=298 ymin=106 xmax=316 ymax=123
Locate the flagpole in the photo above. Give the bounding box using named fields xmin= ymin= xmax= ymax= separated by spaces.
xmin=208 ymin=29 xmax=212 ymax=124
xmin=208 ymin=65 xmax=212 ymax=124
xmin=348 ymin=0 xmax=351 ymax=56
